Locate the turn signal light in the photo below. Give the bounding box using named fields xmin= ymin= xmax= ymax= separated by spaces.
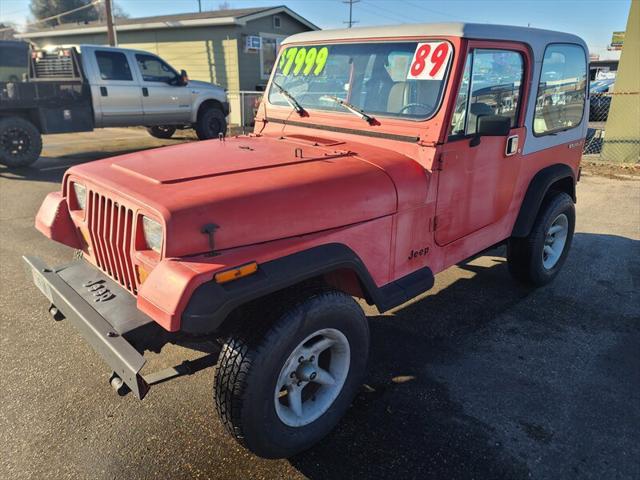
xmin=214 ymin=262 xmax=258 ymax=284
xmin=136 ymin=264 xmax=150 ymax=284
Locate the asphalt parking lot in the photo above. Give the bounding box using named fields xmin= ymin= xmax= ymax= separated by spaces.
xmin=1 ymin=129 xmax=638 ymax=480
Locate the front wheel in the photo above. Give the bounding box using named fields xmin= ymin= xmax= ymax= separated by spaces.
xmin=0 ymin=116 xmax=42 ymax=167
xmin=146 ymin=125 xmax=176 ymax=139
xmin=195 ymin=107 xmax=226 ymax=140
xmin=214 ymin=290 xmax=369 ymax=458
xmin=507 ymin=192 xmax=575 ymax=286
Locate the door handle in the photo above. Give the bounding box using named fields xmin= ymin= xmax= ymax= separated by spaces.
xmin=100 ymin=86 xmax=108 ymax=97
xmin=142 ymin=87 xmax=149 ymax=97
xmin=505 ymin=135 xmax=519 ymax=156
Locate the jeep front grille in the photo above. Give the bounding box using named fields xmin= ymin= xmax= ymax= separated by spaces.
xmin=87 ymin=191 xmax=138 ymax=295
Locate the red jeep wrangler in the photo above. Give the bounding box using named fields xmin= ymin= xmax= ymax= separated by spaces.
xmin=25 ymin=23 xmax=588 ymax=458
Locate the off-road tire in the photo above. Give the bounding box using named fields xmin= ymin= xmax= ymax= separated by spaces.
xmin=146 ymin=126 xmax=176 ymax=139
xmin=507 ymin=192 xmax=575 ymax=286
xmin=214 ymin=289 xmax=369 ymax=458
xmin=195 ymin=107 xmax=226 ymax=140
xmin=0 ymin=116 xmax=42 ymax=168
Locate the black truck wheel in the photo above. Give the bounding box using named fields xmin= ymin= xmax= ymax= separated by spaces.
xmin=195 ymin=107 xmax=226 ymax=140
xmin=0 ymin=116 xmax=42 ymax=167
xmin=146 ymin=126 xmax=176 ymax=139
xmin=214 ymin=290 xmax=369 ymax=458
xmin=507 ymin=192 xmax=575 ymax=286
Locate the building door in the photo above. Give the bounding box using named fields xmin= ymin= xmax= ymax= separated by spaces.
xmin=134 ymin=53 xmax=192 ymax=125
xmin=93 ymin=49 xmax=144 ymax=126
xmin=435 ymin=44 xmax=527 ymax=246
xmin=259 ymin=33 xmax=286 ymax=84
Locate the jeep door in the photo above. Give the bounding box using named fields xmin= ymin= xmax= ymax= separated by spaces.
xmin=90 ymin=49 xmax=144 ymax=127
xmin=435 ymin=42 xmax=529 ymax=246
xmin=133 ymin=53 xmax=192 ymax=125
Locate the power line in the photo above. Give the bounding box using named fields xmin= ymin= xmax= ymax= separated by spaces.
xmin=402 ymin=0 xmax=461 ymax=20
xmin=360 ymin=0 xmax=421 ymax=25
xmin=343 ymin=0 xmax=360 ymax=28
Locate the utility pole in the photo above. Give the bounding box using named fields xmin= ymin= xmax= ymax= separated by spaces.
xmin=343 ymin=0 xmax=360 ymax=28
xmin=105 ymin=0 xmax=117 ymax=46
xmin=198 ymin=0 xmax=202 ymax=12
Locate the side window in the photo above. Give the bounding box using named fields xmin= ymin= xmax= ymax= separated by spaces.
xmin=135 ymin=54 xmax=177 ymax=83
xmin=95 ymin=51 xmax=133 ymax=81
xmin=449 ymin=49 xmax=524 ymax=138
xmin=534 ymin=44 xmax=587 ymax=135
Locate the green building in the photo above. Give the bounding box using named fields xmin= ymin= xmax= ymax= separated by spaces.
xmin=18 ymin=6 xmax=318 ymax=93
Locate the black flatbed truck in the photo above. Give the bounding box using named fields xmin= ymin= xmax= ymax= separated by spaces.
xmin=0 ymin=41 xmax=93 ymax=167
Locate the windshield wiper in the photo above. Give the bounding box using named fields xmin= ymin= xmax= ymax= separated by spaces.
xmin=326 ymin=95 xmax=377 ymax=125
xmin=272 ymin=81 xmax=306 ymax=116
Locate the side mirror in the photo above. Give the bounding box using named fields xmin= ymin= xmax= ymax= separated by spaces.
xmin=470 ymin=115 xmax=511 ymax=146
xmin=178 ymin=69 xmax=189 ymax=86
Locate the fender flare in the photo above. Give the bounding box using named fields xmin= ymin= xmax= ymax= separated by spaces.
xmin=511 ymin=163 xmax=576 ymax=238
xmin=181 ymin=243 xmax=434 ymax=334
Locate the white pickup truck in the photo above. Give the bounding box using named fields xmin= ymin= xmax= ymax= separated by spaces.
xmin=0 ymin=43 xmax=229 ymax=167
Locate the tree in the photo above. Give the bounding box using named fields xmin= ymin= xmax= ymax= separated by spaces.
xmin=97 ymin=2 xmax=129 ymax=20
xmin=29 ymin=0 xmax=99 ymax=26
xmin=218 ymin=2 xmax=231 ymax=10
xmin=0 ymin=23 xmax=18 ymax=40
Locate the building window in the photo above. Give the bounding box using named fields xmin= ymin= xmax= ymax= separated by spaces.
xmin=260 ymin=35 xmax=283 ymax=80
xmin=273 ymin=16 xmax=281 ymax=29
xmin=95 ymin=50 xmax=133 ymax=81
xmin=450 ymin=49 xmax=524 ymax=138
xmin=534 ymin=43 xmax=587 ymax=136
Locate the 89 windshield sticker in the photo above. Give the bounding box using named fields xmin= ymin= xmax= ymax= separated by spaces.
xmin=407 ymin=41 xmax=452 ymax=80
xmin=278 ymin=47 xmax=330 ymax=76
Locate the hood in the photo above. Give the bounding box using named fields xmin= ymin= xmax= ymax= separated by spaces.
xmin=70 ymin=135 xmax=399 ymax=257
xmin=187 ymin=79 xmax=224 ymax=92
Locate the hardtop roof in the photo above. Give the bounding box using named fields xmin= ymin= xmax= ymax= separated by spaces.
xmin=282 ymin=22 xmax=586 ymax=48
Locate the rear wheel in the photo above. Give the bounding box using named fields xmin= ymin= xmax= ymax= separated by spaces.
xmin=195 ymin=107 xmax=226 ymax=140
xmin=214 ymin=290 xmax=369 ymax=458
xmin=507 ymin=192 xmax=575 ymax=286
xmin=0 ymin=116 xmax=42 ymax=168
xmin=146 ymin=125 xmax=176 ymax=139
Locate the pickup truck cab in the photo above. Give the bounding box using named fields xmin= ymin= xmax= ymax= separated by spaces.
xmin=0 ymin=44 xmax=229 ymax=167
xmin=25 ymin=23 xmax=588 ymax=458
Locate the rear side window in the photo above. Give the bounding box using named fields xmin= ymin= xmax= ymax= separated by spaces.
xmin=0 ymin=45 xmax=28 ymax=68
xmin=95 ymin=51 xmax=133 ymax=81
xmin=534 ymin=44 xmax=587 ymax=135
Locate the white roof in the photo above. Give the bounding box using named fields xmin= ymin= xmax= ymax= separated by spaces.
xmin=282 ymin=22 xmax=586 ymax=49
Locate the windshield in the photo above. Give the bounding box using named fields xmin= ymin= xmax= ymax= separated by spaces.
xmin=268 ymin=41 xmax=453 ymax=120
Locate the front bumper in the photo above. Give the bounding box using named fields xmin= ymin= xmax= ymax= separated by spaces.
xmin=23 ymin=256 xmax=164 ymax=399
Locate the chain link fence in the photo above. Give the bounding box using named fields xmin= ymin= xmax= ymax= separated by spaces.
xmin=584 ymin=91 xmax=640 ymax=163
xmin=227 ymin=90 xmax=264 ymax=134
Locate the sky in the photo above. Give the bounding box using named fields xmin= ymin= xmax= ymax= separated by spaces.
xmin=0 ymin=0 xmax=631 ymax=59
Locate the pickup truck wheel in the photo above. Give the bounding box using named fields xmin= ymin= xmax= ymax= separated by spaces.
xmin=195 ymin=107 xmax=226 ymax=140
xmin=0 ymin=117 xmax=42 ymax=168
xmin=507 ymin=192 xmax=575 ymax=286
xmin=214 ymin=290 xmax=369 ymax=458
xmin=146 ymin=126 xmax=176 ymax=139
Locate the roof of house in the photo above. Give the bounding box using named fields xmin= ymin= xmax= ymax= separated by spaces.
xmin=283 ymin=22 xmax=587 ymax=50
xmin=17 ymin=5 xmax=318 ymax=39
